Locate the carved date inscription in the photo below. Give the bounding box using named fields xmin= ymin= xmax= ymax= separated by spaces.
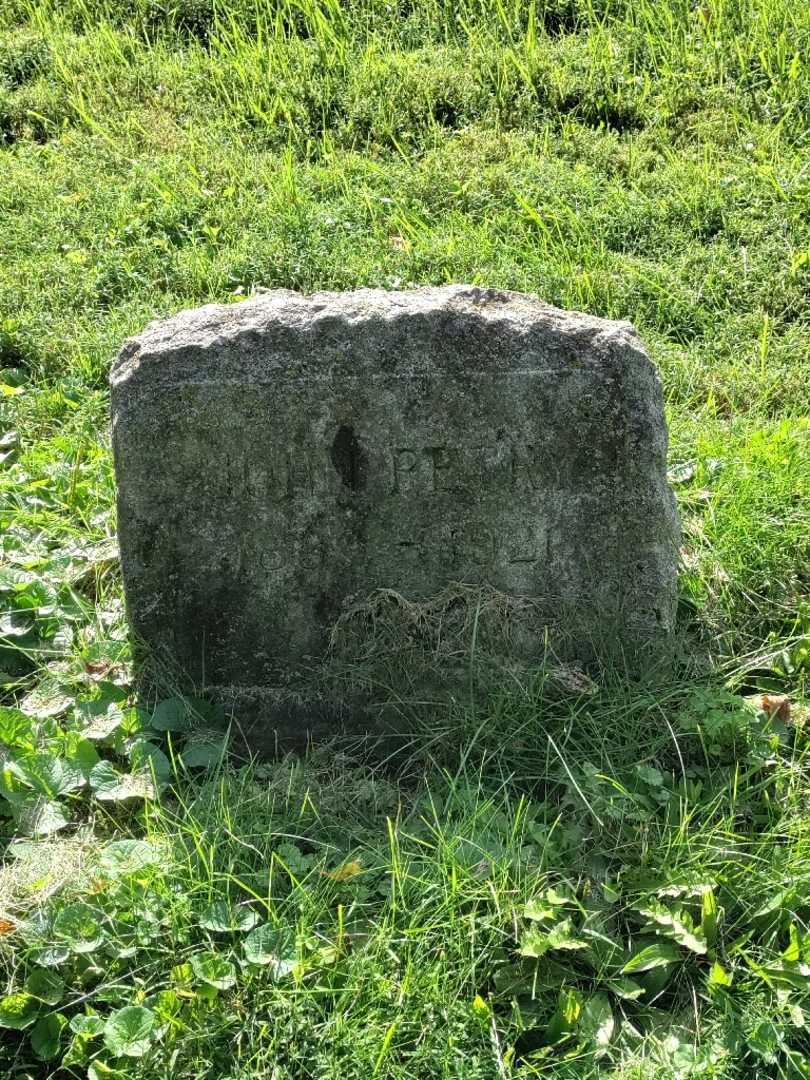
xmin=398 ymin=522 xmax=548 ymax=570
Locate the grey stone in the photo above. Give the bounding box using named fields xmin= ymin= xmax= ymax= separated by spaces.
xmin=111 ymin=286 xmax=679 ymax=740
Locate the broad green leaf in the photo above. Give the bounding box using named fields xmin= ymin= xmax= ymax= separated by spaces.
xmin=69 ymin=1013 xmax=105 ymax=1037
xmin=636 ymin=963 xmax=675 ymax=999
xmin=77 ymin=701 xmax=125 ymax=741
xmin=32 ymin=945 xmax=70 ymax=967
xmin=186 ymin=697 xmax=225 ymax=725
xmin=522 ymin=915 xmax=587 ymax=959
xmin=547 ymin=918 xmax=589 ymax=951
xmin=524 ymin=899 xmax=555 ymax=922
xmin=62 ymin=733 xmax=100 ymax=778
xmin=190 ymin=951 xmax=237 ymax=990
xmin=244 ymin=924 xmax=297 ymax=977
xmin=89 ymin=762 xmax=156 ymax=801
xmin=88 ymin=761 xmax=127 ymax=792
xmin=637 ymin=904 xmax=707 ymax=955
xmin=544 ymin=987 xmax=584 ymax=1044
xmin=274 ymin=841 xmax=314 ymax=877
xmin=86 ymin=680 xmax=129 ymax=705
xmin=181 ymin=737 xmax=226 ymax=769
xmin=607 ymin=977 xmax=645 ymax=1000
xmin=19 ymin=683 xmax=74 ymax=719
xmin=120 ymin=706 xmax=152 ymax=735
xmin=519 ymin=917 xmax=587 ymax=959
xmin=150 ymin=697 xmax=192 ymax=732
xmin=82 ymin=632 xmax=128 ymax=667
xmin=98 ymin=840 xmax=160 ymax=877
xmin=14 ymin=796 xmax=69 ymax=837
xmin=545 ymin=886 xmax=574 ymax=906
xmin=783 ymin=923 xmax=802 ymax=963
xmin=0 ymin=565 xmax=32 ymax=588
xmin=518 ymin=925 xmax=551 ymax=958
xmin=62 ymin=1032 xmax=95 ymax=1071
xmin=152 ymin=988 xmax=183 ymax=1023
xmin=579 ymin=992 xmax=614 ymax=1055
xmin=0 ymin=706 xmax=35 ymax=749
xmin=88 ymin=1061 xmax=127 ymax=1080
xmin=0 ymin=610 xmax=34 ymax=637
xmin=25 ymin=969 xmax=64 ymax=1005
xmin=657 ymin=881 xmax=715 ymax=900
xmin=171 ymin=962 xmax=194 ymax=989
xmin=636 ymin=765 xmax=664 ymax=787
xmin=103 ymin=1005 xmax=155 ymax=1057
xmin=200 ymin=901 xmax=260 ymax=933
xmin=31 ymin=1012 xmax=67 ymax=1061
xmin=7 ymin=752 xmax=84 ymax=797
xmin=708 ymin=961 xmax=732 ymax=987
xmin=0 ymin=992 xmax=39 ymax=1029
xmin=601 ymin=881 xmax=620 ymax=904
xmin=0 ymin=366 xmax=27 ymax=389
xmin=53 ymin=902 xmax=105 ymax=953
xmin=0 ymin=763 xmax=29 ymax=805
xmin=663 ymin=1035 xmax=703 ymax=1071
xmin=621 ymin=941 xmax=682 ymax=973
xmin=128 ymin=739 xmax=171 ymax=783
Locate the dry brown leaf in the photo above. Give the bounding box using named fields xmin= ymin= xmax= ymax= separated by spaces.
xmin=84 ymin=659 xmax=111 ymax=679
xmin=762 ymin=694 xmax=791 ymax=723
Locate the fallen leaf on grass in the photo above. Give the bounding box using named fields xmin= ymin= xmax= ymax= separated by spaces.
xmin=84 ymin=659 xmax=111 ymax=679
xmin=762 ymin=694 xmax=791 ymax=723
xmin=322 ymin=861 xmax=364 ymax=881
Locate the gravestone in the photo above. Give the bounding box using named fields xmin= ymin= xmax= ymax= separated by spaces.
xmin=111 ymin=286 xmax=679 ymax=741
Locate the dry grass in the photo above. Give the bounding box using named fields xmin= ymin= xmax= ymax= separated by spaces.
xmin=0 ymin=832 xmax=98 ymax=921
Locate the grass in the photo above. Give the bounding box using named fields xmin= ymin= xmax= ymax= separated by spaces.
xmin=4 ymin=683 xmax=810 ymax=1077
xmin=1 ymin=0 xmax=809 ymax=1074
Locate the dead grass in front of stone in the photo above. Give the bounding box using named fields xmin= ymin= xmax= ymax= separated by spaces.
xmin=0 ymin=833 xmax=98 ymax=921
xmin=321 ymin=583 xmax=656 ymax=704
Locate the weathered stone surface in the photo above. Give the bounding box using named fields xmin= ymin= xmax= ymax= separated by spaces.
xmin=111 ymin=286 xmax=679 ymax=736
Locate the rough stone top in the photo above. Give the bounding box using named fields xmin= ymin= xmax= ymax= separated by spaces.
xmin=111 ymin=285 xmax=645 ymax=389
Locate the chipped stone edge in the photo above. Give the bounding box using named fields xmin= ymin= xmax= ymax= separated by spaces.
xmin=110 ymin=285 xmax=643 ymax=388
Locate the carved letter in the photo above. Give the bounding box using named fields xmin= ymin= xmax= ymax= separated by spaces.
xmin=428 ymin=447 xmax=456 ymax=491
xmin=511 ymin=445 xmax=541 ymax=490
xmin=392 ymin=449 xmax=419 ymax=493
